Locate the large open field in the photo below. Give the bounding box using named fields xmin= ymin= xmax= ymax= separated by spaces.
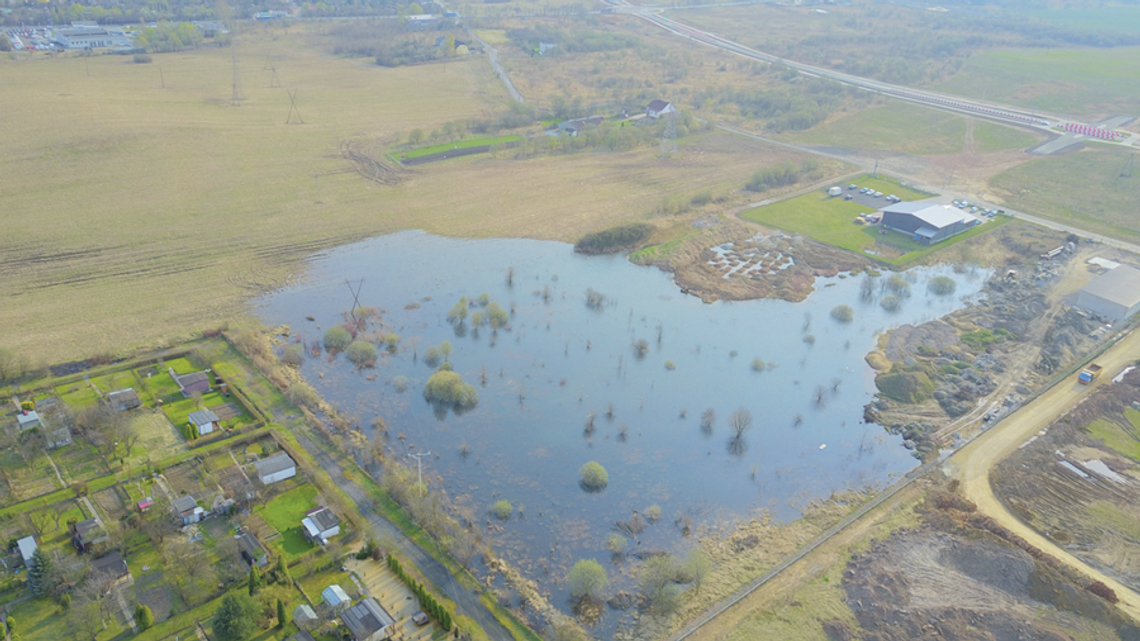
xmin=989 ymin=147 xmax=1140 ymax=243
xmin=936 ymin=47 xmax=1140 ymax=119
xmin=0 ymin=24 xmax=831 ymax=364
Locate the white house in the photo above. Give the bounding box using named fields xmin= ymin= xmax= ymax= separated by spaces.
xmin=302 ymin=507 xmax=341 ymax=545
xmin=254 ymin=452 xmax=296 ymax=485
xmin=188 ymin=409 xmax=219 ymax=435
xmin=322 ymin=584 xmax=351 ymax=612
xmin=645 ymin=99 xmax=677 ymax=119
xmin=16 ymin=410 xmax=41 ymax=431
xmin=17 ymin=536 xmax=37 ymax=564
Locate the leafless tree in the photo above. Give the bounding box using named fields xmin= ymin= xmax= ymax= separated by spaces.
xmin=728 ymin=409 xmax=752 ymax=438
xmin=700 ymin=408 xmax=716 ymax=435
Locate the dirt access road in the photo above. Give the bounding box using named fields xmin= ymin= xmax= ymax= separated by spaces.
xmin=946 ymin=328 xmax=1140 ymax=621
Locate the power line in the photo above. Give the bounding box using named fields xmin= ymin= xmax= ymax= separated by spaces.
xmin=660 ymin=112 xmax=678 ymax=158
xmin=231 ymin=54 xmax=240 ymax=106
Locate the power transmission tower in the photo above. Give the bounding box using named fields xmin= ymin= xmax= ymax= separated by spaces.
xmin=659 ymin=113 xmax=678 ymax=158
xmin=285 ymin=89 xmax=304 ymax=124
xmin=231 ymin=54 xmax=240 ymax=106
xmin=408 ymin=452 xmax=431 ymax=497
xmin=1122 ymin=153 xmax=1135 ymax=178
xmin=268 ymin=66 xmax=279 ymax=88
xmin=344 ymin=278 xmax=364 ymax=330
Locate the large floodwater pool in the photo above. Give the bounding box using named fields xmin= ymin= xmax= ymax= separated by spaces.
xmin=258 ymin=230 xmax=986 ymax=625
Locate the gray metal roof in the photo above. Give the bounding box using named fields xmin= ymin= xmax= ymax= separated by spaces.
xmin=188 ymin=409 xmax=219 ymax=425
xmin=254 ymin=452 xmax=295 ymax=477
xmin=172 ymin=495 xmax=198 ymax=513
xmin=287 ymin=632 xmax=316 ymax=641
xmin=1082 ymin=265 xmax=1140 ymax=308
xmin=884 ymin=203 xmax=978 ymax=230
xmin=307 ymin=506 xmax=340 ymax=531
xmin=341 ymin=597 xmax=395 ymax=638
xmin=91 ymin=551 xmax=129 ymax=578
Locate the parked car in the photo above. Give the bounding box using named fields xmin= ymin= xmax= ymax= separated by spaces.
xmin=412 ymin=612 xmax=430 ymax=626
xmin=848 ymin=184 xmax=857 ymax=190
xmin=844 ymin=193 xmax=854 ymax=200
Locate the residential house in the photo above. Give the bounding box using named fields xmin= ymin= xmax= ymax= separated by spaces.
xmin=555 ymin=116 xmax=605 ymax=137
xmin=172 ymin=495 xmax=204 ymax=525
xmin=341 ymin=597 xmax=396 ymax=641
xmin=16 ymin=536 xmax=37 ymax=565
xmin=188 ymin=409 xmax=219 ymax=435
xmin=322 ymin=584 xmax=351 ymax=613
xmin=302 ymin=506 xmax=340 ymax=545
xmin=287 ymin=632 xmax=317 ymax=641
xmin=293 ymin=604 xmax=319 ymax=630
xmin=136 ymin=497 xmax=155 ymax=512
xmin=254 ymin=452 xmax=296 ymax=485
xmin=170 ymin=368 xmax=212 ymax=398
xmin=645 ymin=99 xmax=677 ymax=119
xmin=32 ymin=398 xmax=73 ymax=449
xmin=107 ymin=388 xmax=141 ymax=411
xmin=71 ymin=518 xmax=109 ymax=553
xmin=91 ymin=551 xmax=133 ymax=588
xmin=236 ymin=532 xmax=268 ymax=567
xmin=16 ymin=410 xmax=41 ymax=431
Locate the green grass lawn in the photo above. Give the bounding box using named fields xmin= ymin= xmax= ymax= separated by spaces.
xmin=298 ymin=567 xmax=353 ymax=603
xmin=256 ymin=484 xmax=319 ymax=559
xmin=89 ymin=370 xmax=139 ymax=396
xmin=141 ymin=367 xmax=182 ymax=401
xmin=1024 ymin=6 xmax=1140 ymax=36
xmin=1084 ymin=418 xmax=1140 ymax=461
xmin=398 ymin=135 xmax=521 ymax=160
xmin=52 ymin=441 xmax=110 ymax=485
xmin=739 ymin=175 xmax=1003 ymax=266
xmin=54 ymin=381 xmax=100 ymax=410
xmin=163 ymin=357 xmax=198 ymax=376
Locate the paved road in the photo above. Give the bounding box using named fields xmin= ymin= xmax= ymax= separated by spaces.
xmin=296 ymin=433 xmax=514 ymax=641
xmin=468 ymin=29 xmax=525 ymax=104
xmin=948 ymin=327 xmax=1140 ymax=622
xmin=620 ymin=3 xmax=1138 ymax=149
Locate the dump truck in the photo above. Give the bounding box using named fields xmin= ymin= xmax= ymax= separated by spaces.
xmin=1078 ymin=364 xmax=1103 ymax=385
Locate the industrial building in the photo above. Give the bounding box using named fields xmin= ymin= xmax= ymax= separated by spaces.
xmin=880 ymin=202 xmax=981 ymax=244
xmin=53 ymin=26 xmax=132 ymax=49
xmin=1077 ymin=264 xmax=1140 ymax=321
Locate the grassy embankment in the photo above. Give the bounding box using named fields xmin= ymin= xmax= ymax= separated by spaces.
xmin=740 ymin=174 xmax=1009 ymax=266
xmin=0 ymin=25 xmax=820 ymax=366
xmin=395 ymin=135 xmax=521 ymax=161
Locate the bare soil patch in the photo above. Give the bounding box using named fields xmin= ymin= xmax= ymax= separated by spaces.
xmin=993 ymin=368 xmax=1140 ymax=591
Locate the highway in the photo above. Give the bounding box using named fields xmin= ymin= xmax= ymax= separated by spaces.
xmin=615 ymin=3 xmax=1138 ymax=148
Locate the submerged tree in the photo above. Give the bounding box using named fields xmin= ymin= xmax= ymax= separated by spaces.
xmin=423 ymin=371 xmax=478 ymax=409
xmin=928 ymin=276 xmax=957 ymax=296
xmin=567 ymin=559 xmax=607 ymax=601
xmin=579 ymin=461 xmax=608 ymax=491
xmin=446 ymin=297 xmax=468 ymax=325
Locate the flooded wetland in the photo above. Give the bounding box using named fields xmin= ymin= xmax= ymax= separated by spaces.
xmin=259 ymin=230 xmax=988 ymax=630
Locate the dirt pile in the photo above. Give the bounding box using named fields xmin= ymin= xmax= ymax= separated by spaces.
xmin=841 ymin=483 xmax=1138 ymax=641
xmin=993 ymin=367 xmax=1140 ymax=591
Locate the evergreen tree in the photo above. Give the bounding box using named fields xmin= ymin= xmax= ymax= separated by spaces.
xmin=213 ymin=593 xmax=257 ymax=641
xmin=248 ymin=564 xmax=261 ymax=596
xmin=28 ymin=547 xmax=54 ymax=598
xmin=276 ymin=598 xmax=286 ymax=628
xmin=134 ymin=604 xmax=155 ymax=630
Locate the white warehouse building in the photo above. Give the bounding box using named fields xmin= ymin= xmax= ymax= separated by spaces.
xmin=54 ymin=27 xmax=132 ymax=49
xmin=1077 ymin=265 xmax=1140 ymax=321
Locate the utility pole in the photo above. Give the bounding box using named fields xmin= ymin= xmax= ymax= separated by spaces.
xmin=408 ymin=452 xmax=431 ymax=497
